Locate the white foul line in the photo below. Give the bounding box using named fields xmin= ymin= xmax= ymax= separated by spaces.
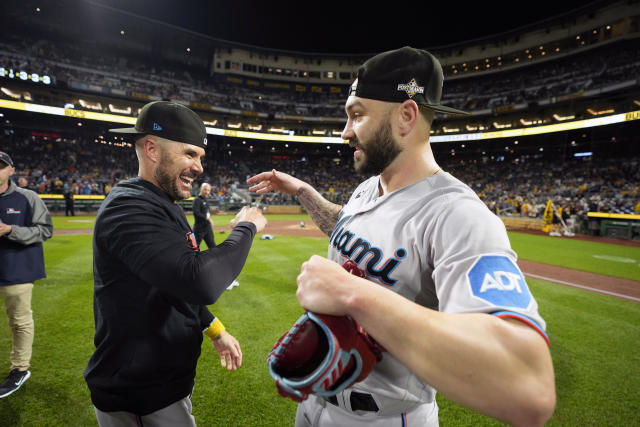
xmin=523 ymin=272 xmax=640 ymax=303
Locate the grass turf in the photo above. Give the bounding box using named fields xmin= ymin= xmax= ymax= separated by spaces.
xmin=508 ymin=231 xmax=640 ymax=281
xmin=1 ymin=221 xmax=639 ymax=425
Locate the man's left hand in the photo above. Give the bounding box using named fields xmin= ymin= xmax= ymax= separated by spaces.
xmin=211 ymin=330 xmax=242 ymax=371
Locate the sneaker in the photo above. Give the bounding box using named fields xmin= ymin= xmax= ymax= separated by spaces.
xmin=563 ymin=231 xmax=575 ymax=237
xmin=226 ymin=280 xmax=240 ymax=290
xmin=0 ymin=369 xmax=31 ymax=398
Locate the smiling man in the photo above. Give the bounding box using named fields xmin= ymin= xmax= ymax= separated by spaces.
xmin=248 ymin=47 xmax=555 ymax=426
xmin=84 ymin=101 xmax=267 ymax=426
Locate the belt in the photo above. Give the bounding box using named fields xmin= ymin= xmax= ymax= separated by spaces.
xmin=327 ymin=391 xmax=379 ymax=412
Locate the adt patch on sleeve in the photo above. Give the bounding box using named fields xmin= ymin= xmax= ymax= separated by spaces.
xmin=467 ymin=256 xmax=532 ymax=309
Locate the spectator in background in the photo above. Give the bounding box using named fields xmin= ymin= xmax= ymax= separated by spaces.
xmin=192 ymin=183 xmax=215 ymax=250
xmin=0 ymin=151 xmax=53 ymax=398
xmin=63 ymin=181 xmax=75 ymax=216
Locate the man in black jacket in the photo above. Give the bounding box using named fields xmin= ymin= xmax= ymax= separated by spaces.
xmin=192 ymin=182 xmax=215 ymax=250
xmin=0 ymin=151 xmax=53 ymax=398
xmin=84 ymin=101 xmax=267 ymax=426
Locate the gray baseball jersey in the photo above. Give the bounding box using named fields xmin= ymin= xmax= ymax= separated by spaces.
xmin=326 ymin=171 xmax=548 ymax=415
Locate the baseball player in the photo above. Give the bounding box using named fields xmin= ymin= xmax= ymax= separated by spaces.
xmin=248 ymin=47 xmax=555 ymax=426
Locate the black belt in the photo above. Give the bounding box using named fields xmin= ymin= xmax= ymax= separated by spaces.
xmin=327 ymin=391 xmax=379 ymax=412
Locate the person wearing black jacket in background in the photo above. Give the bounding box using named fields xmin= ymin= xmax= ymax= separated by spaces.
xmin=192 ymin=182 xmax=215 ymax=250
xmin=84 ymin=101 xmax=267 ymax=426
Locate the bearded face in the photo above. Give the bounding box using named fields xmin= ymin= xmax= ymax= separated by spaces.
xmin=352 ymin=116 xmax=402 ymax=176
xmin=154 ymin=147 xmax=197 ymax=201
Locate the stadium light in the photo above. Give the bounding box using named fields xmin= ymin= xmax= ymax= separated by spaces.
xmin=1 ymin=99 xmax=638 ymax=146
xmin=553 ymin=113 xmax=575 ymax=121
xmin=493 ymin=122 xmax=512 ymax=129
xmin=587 ymin=108 xmax=615 ymax=116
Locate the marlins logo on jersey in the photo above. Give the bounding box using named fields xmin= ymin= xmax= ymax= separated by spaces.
xmin=467 ymin=255 xmax=532 ymax=309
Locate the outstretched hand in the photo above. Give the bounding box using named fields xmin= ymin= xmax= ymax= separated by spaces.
xmin=246 ymin=169 xmax=306 ymax=196
xmin=230 ymin=206 xmax=267 ymax=233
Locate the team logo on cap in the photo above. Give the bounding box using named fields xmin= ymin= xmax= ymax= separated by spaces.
xmin=203 ymin=138 xmax=207 ymax=146
xmin=397 ymin=78 xmax=424 ymax=99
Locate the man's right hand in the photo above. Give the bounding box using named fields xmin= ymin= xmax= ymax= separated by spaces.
xmin=231 ymin=206 xmax=267 ymax=233
xmin=246 ymin=169 xmax=306 ymax=196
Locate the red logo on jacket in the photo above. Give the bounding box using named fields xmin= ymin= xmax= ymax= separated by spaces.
xmin=186 ymin=232 xmax=198 ymax=251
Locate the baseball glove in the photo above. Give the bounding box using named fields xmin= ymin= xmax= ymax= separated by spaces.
xmin=267 ymin=259 xmax=384 ymax=402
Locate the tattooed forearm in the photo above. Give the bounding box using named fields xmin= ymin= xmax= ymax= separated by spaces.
xmin=296 ymin=187 xmax=342 ymax=236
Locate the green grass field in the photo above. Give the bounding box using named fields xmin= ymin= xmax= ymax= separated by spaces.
xmin=0 ymin=215 xmax=639 ymax=426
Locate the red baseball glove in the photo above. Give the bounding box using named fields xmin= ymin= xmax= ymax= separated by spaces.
xmin=266 ymin=259 xmax=384 ymax=402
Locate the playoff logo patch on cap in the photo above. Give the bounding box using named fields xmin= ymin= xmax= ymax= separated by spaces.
xmin=397 ymin=78 xmax=424 ymax=99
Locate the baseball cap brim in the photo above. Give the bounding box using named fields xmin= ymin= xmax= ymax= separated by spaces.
xmin=108 ymin=126 xmax=144 ymax=134
xmin=422 ymin=103 xmax=470 ymax=116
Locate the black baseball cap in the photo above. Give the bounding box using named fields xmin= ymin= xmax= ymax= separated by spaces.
xmin=0 ymin=151 xmax=13 ymax=167
xmin=109 ymin=101 xmax=208 ymax=148
xmin=349 ymin=46 xmax=469 ymax=116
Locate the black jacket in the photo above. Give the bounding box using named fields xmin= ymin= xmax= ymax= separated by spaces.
xmin=84 ymin=177 xmax=256 ymax=414
xmin=192 ymin=195 xmax=210 ymax=230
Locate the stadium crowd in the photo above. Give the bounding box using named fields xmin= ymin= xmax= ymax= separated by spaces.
xmin=2 ymin=36 xmax=639 ymax=121
xmin=3 ymin=135 xmax=639 ymax=228
xmin=2 ymin=30 xmax=639 ymax=234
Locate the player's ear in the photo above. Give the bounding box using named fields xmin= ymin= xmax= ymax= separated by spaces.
xmin=396 ymin=100 xmax=419 ymax=137
xmin=142 ymin=136 xmax=162 ymax=163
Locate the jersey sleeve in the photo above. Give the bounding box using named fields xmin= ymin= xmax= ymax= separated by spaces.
xmin=430 ymin=194 xmax=548 ymax=339
xmin=95 ymin=199 xmax=256 ymax=305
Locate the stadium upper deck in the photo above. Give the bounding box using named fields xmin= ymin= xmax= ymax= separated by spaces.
xmin=0 ymin=0 xmax=639 ymax=140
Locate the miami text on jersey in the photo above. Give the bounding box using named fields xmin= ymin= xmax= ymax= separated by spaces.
xmin=330 ymin=215 xmax=406 ymax=286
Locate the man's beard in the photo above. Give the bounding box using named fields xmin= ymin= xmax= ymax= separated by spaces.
xmin=354 ymin=118 xmax=402 ymax=176
xmin=154 ymin=152 xmax=184 ymax=201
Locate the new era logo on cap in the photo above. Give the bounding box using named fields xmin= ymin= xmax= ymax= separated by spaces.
xmin=153 ymin=122 xmax=163 ymax=131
